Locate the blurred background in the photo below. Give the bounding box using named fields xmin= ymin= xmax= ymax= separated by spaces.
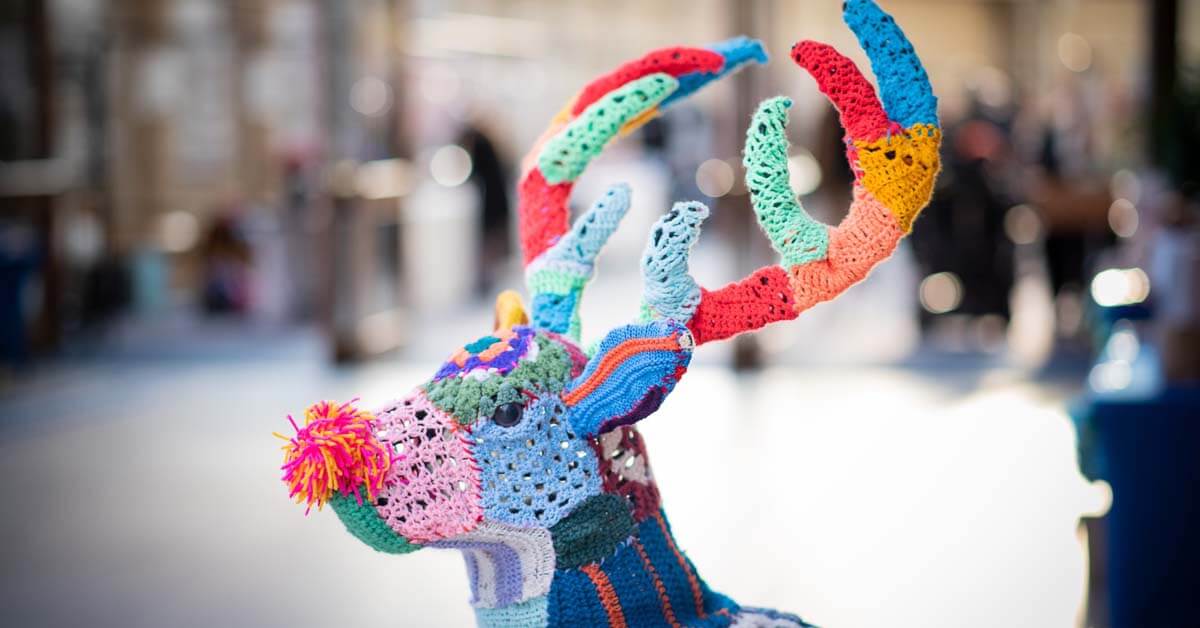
xmin=1 ymin=0 xmax=1198 ymax=626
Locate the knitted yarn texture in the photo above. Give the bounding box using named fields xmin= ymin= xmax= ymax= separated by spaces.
xmin=277 ymin=2 xmax=938 ymax=626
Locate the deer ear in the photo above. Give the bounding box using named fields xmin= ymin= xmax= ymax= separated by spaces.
xmin=561 ymin=320 xmax=693 ymax=437
xmin=493 ymin=290 xmax=529 ymax=332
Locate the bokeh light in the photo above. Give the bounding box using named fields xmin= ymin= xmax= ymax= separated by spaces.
xmin=1090 ymin=268 xmax=1151 ymax=307
xmin=695 ymin=158 xmax=735 ymax=198
xmin=159 ymin=210 xmax=199 ymax=253
xmin=919 ymin=272 xmax=963 ymax=314
xmin=1107 ymin=198 xmax=1139 ymax=238
xmin=429 ymin=145 xmax=473 ymax=187
xmin=1004 ymin=204 xmax=1042 ymax=244
xmin=350 ymin=76 xmax=392 ymax=116
xmin=1057 ymin=33 xmax=1093 ymax=73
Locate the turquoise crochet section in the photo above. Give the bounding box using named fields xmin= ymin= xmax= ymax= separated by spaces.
xmin=538 ymin=74 xmax=679 ymax=185
xmin=843 ymin=0 xmax=938 ymax=128
xmin=527 ymin=185 xmax=631 ymax=339
xmin=475 ymin=595 xmax=549 ymax=627
xmin=743 ymin=96 xmax=829 ymax=267
xmin=328 ymin=489 xmax=420 ymax=554
xmin=641 ymin=201 xmax=707 ymax=322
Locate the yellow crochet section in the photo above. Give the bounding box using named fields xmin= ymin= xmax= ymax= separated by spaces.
xmin=493 ymin=290 xmax=529 ymax=332
xmin=619 ymin=106 xmax=660 ymax=137
xmin=853 ymin=124 xmax=941 ymax=232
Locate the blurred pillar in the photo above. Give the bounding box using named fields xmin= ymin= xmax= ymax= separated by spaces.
xmin=232 ymin=1 xmax=275 ymax=205
xmin=722 ymin=0 xmax=772 ymax=371
xmin=319 ymin=0 xmax=359 ymax=362
xmin=1148 ymin=0 xmax=1179 ymax=167
xmin=318 ymin=0 xmax=410 ymax=363
xmin=23 ymin=0 xmax=61 ymax=349
xmin=110 ymin=0 xmax=170 ymax=253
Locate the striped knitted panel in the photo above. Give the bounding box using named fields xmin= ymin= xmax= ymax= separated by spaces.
xmin=546 ymin=509 xmax=737 ymax=627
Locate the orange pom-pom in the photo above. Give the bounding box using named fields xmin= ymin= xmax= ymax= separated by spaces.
xmin=275 ymin=400 xmax=396 ymax=514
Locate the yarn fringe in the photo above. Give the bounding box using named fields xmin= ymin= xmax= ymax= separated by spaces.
xmin=275 ymin=399 xmax=399 ymax=514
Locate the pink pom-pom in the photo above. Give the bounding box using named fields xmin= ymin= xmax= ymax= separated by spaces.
xmin=276 ymin=400 xmax=398 ymax=514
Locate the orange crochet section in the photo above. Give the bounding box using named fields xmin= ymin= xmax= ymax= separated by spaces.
xmin=654 ymin=512 xmax=707 ymax=619
xmin=853 ymin=124 xmax=941 ymax=232
xmin=562 ymin=335 xmax=684 ymax=406
xmin=789 ymin=188 xmax=904 ymax=312
xmin=581 ymin=564 xmax=629 ymax=628
xmin=632 ymin=537 xmax=682 ymax=627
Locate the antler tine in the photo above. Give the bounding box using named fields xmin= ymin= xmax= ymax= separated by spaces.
xmin=521 ymin=38 xmax=768 ymax=341
xmin=641 ymin=202 xmax=708 ymax=323
xmin=649 ymin=0 xmax=940 ymax=345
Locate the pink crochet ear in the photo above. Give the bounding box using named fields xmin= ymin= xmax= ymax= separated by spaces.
xmin=276 ymin=400 xmax=399 ymax=514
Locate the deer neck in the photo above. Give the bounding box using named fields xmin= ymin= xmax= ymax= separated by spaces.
xmin=454 ymin=426 xmax=737 ymax=626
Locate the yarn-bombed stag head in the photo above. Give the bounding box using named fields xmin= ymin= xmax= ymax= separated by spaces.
xmin=279 ymin=0 xmax=939 ymax=621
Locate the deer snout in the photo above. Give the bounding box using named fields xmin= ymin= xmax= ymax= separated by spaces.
xmin=369 ymin=392 xmax=484 ymax=544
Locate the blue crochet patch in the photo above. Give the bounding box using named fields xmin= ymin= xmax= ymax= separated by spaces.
xmin=472 ymin=395 xmax=601 ymax=528
xmin=662 ymin=36 xmax=768 ymax=108
xmin=843 ymin=0 xmax=938 ymax=128
xmin=531 ymin=292 xmax=577 ymax=336
xmin=566 ymin=320 xmax=692 ymax=437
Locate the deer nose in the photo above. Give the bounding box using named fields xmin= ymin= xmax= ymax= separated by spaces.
xmin=368 ymin=392 xmax=483 ymax=544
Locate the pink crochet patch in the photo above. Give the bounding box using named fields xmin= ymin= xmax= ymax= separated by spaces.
xmin=372 ymin=392 xmax=483 ymax=543
xmin=789 ymin=187 xmax=903 ymax=311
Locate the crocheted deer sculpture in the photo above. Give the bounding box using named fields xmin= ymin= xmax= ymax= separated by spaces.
xmin=277 ymin=1 xmax=939 ymax=626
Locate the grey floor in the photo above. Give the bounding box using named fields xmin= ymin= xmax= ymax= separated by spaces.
xmin=0 ymin=247 xmax=1107 ymax=628
xmin=0 ymin=316 xmax=1107 ymax=628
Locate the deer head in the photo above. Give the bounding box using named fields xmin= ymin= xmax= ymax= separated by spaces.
xmin=278 ymin=1 xmax=938 ymax=624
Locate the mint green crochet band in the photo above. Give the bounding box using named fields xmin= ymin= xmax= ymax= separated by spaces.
xmin=538 ymin=73 xmax=680 ymax=185
xmin=743 ymin=96 xmax=830 ymax=267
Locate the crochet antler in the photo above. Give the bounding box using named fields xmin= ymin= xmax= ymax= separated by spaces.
xmin=642 ymin=0 xmax=941 ymax=344
xmin=520 ymin=38 xmax=768 ymax=340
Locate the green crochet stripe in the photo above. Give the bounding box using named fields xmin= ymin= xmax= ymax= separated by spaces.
xmin=423 ymin=336 xmax=575 ymax=425
xmin=538 ymin=73 xmax=679 ymax=184
xmin=549 ymin=493 xmax=635 ymax=569
xmin=743 ymin=97 xmax=829 ymax=267
xmin=329 ymin=489 xmax=420 ymax=554
xmin=527 ymin=267 xmax=586 ymax=298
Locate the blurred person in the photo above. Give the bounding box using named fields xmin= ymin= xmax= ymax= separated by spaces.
xmin=910 ymin=95 xmax=1016 ymax=328
xmin=1026 ymin=77 xmax=1117 ymax=333
xmin=0 ymin=221 xmax=36 ymax=367
xmin=458 ymin=120 xmax=512 ymax=296
xmin=1150 ymin=187 xmax=1200 ymax=383
xmin=200 ymin=212 xmax=253 ymax=315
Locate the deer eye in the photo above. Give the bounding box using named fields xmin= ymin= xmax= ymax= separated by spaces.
xmin=491 ymin=402 xmax=524 ymax=428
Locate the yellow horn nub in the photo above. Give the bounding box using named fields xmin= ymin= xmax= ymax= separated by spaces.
xmin=494 ymin=290 xmax=529 ymax=331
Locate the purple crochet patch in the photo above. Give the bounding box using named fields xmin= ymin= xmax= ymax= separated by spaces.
xmin=434 ymin=326 xmax=537 ymax=381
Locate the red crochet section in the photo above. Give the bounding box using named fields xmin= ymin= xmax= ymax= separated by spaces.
xmin=686 ymin=265 xmax=799 ymax=345
xmin=792 ymin=40 xmax=889 ymax=142
xmin=570 ymin=47 xmax=724 ymax=116
xmin=518 ymin=168 xmax=573 ymax=264
xmin=590 ymin=425 xmax=662 ymax=521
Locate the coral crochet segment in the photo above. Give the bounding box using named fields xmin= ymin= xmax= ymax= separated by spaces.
xmin=277 ymin=2 xmax=937 ymax=626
